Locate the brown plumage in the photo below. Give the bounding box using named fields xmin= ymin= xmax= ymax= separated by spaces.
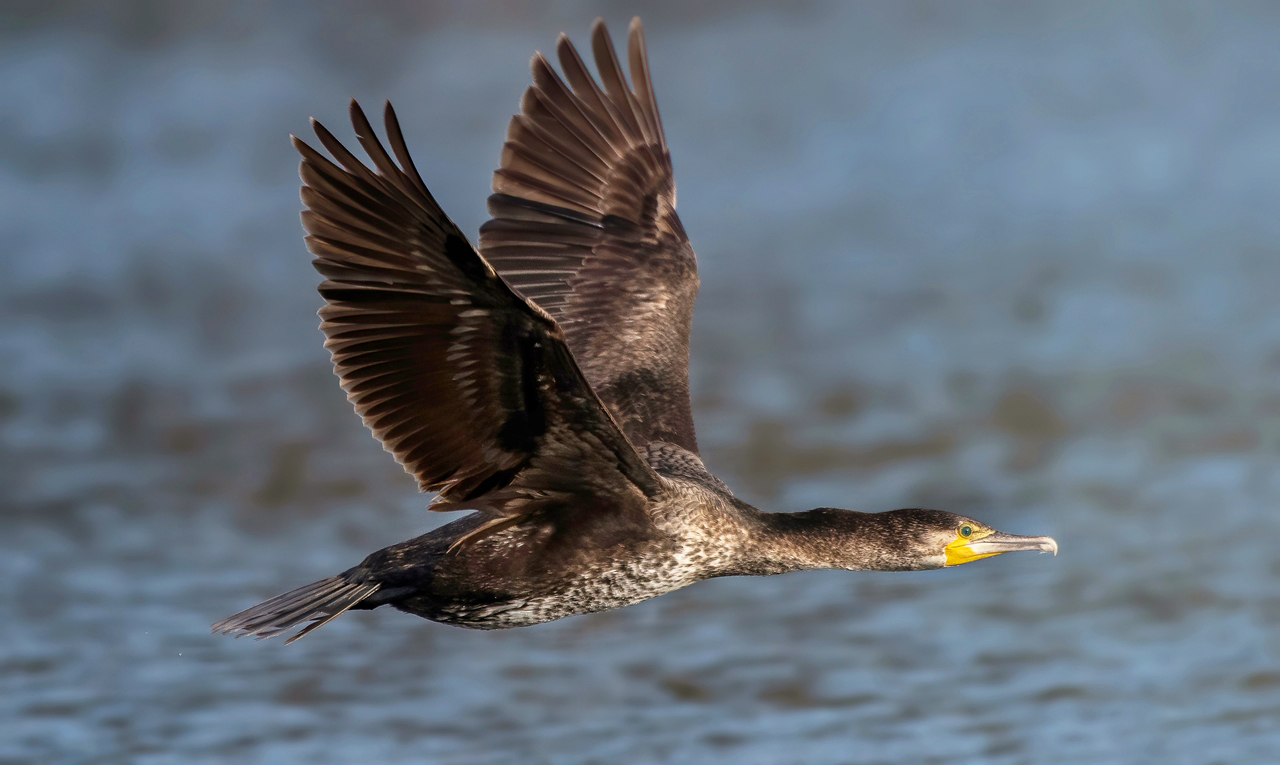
xmin=299 ymin=83 xmax=662 ymax=549
xmin=213 ymin=18 xmax=1056 ymax=644
xmin=481 ymin=20 xmax=698 ymax=452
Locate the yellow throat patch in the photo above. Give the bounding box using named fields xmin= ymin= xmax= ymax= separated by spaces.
xmin=943 ymin=529 xmax=1000 ymax=567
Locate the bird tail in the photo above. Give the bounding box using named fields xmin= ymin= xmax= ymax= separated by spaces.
xmin=212 ymin=576 xmax=381 ymax=644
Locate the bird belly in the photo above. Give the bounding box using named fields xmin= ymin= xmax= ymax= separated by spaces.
xmin=408 ymin=555 xmax=702 ymax=630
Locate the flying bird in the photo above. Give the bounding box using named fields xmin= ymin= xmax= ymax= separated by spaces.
xmin=214 ymin=18 xmax=1056 ymax=644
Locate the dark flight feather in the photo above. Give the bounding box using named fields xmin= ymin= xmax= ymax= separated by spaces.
xmin=296 ymin=100 xmax=662 ymax=545
xmin=480 ymin=18 xmax=700 ymax=454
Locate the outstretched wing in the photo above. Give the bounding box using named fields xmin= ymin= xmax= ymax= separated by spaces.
xmin=298 ymin=100 xmax=663 ymax=543
xmin=479 ymin=18 xmax=701 ymax=454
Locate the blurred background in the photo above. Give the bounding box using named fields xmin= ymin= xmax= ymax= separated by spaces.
xmin=4 ymin=1 xmax=1280 ymax=762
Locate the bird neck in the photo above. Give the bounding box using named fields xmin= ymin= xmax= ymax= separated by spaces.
xmin=735 ymin=508 xmax=919 ymax=575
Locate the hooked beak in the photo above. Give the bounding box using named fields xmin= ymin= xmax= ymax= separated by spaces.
xmin=944 ymin=530 xmax=1058 ymax=567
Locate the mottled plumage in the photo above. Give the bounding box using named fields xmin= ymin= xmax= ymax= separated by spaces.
xmin=214 ymin=18 xmax=1056 ymax=645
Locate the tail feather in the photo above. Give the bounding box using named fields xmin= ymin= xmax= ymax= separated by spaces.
xmin=212 ymin=576 xmax=380 ymax=644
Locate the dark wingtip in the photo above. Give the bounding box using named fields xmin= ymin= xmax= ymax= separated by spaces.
xmin=309 ymin=116 xmax=336 ymax=145
xmin=590 ymin=18 xmax=610 ymax=47
xmin=348 ymin=99 xmax=371 ymax=133
xmin=554 ymin=33 xmax=573 ymax=64
xmin=628 ymin=17 xmax=645 ymax=56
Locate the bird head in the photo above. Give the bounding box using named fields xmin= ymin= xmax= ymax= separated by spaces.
xmin=873 ymin=508 xmax=1058 ymax=570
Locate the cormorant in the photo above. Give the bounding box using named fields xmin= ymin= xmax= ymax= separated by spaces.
xmin=213 ymin=18 xmax=1056 ymax=644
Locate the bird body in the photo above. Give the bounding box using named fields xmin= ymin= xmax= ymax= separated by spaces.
xmin=214 ymin=18 xmax=1056 ymax=644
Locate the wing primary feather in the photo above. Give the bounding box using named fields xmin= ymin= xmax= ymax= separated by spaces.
xmin=347 ymin=100 xmax=410 ymax=189
xmin=627 ymin=17 xmax=667 ymax=151
xmin=555 ymin=33 xmax=631 ymax=148
xmin=589 ymin=18 xmax=649 ymax=143
xmin=382 ymin=101 xmax=433 ymax=199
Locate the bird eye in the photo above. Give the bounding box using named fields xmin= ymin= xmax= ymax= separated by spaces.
xmin=959 ymin=525 xmax=972 ymax=538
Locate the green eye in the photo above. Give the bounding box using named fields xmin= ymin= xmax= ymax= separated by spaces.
xmin=959 ymin=525 xmax=972 ymax=538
